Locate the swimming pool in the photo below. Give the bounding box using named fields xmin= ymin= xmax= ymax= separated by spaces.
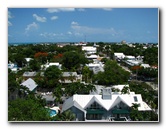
xmin=49 ymin=109 xmax=57 ymax=117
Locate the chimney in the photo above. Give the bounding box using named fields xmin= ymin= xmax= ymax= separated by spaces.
xmin=102 ymin=88 xmax=112 ymax=100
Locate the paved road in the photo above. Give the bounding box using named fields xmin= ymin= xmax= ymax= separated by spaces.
xmin=117 ymin=63 xmax=131 ymax=73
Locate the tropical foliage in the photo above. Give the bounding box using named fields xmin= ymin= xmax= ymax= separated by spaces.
xmin=93 ymin=60 xmax=130 ymax=85
xmin=8 ymin=96 xmax=51 ymax=121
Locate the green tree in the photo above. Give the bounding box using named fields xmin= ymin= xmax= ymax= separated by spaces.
xmin=65 ymin=82 xmax=95 ymax=97
xmin=121 ymin=86 xmax=130 ymax=94
xmin=8 ymin=97 xmax=52 ymax=121
xmin=54 ymin=110 xmax=76 ymax=121
xmin=130 ymin=103 xmax=143 ymax=121
xmin=62 ymin=51 xmax=88 ymax=70
xmin=93 ymin=60 xmax=130 ymax=85
xmin=29 ymin=59 xmax=41 ymax=71
xmin=8 ymin=69 xmax=19 ymax=100
xmin=53 ymin=84 xmax=64 ymax=104
xmin=82 ymin=66 xmax=91 ymax=83
xmin=44 ymin=66 xmax=62 ymax=88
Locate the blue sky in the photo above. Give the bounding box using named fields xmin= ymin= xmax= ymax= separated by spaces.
xmin=8 ymin=8 xmax=158 ymax=43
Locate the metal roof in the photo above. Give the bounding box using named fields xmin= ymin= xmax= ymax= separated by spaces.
xmin=21 ymin=78 xmax=37 ymax=91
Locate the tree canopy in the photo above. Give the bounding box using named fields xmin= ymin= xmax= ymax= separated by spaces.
xmin=93 ymin=60 xmax=130 ymax=85
xmin=44 ymin=66 xmax=62 ymax=88
xmin=62 ymin=51 xmax=88 ymax=70
xmin=8 ymin=96 xmax=52 ymax=121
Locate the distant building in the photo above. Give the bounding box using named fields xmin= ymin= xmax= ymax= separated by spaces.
xmin=82 ymin=46 xmax=97 ymax=54
xmin=41 ymin=62 xmax=62 ymax=70
xmin=114 ymin=53 xmax=125 ymax=60
xmin=23 ymin=72 xmax=37 ymax=80
xmin=86 ymin=54 xmax=98 ymax=60
xmin=121 ymin=40 xmax=126 ymax=44
xmin=140 ymin=64 xmax=150 ymax=68
xmin=8 ymin=63 xmax=19 ymax=72
xmin=125 ymin=55 xmax=136 ymax=60
xmin=59 ymin=72 xmax=82 ymax=83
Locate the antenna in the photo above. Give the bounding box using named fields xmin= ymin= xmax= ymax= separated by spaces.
xmin=84 ymin=35 xmax=86 ymax=43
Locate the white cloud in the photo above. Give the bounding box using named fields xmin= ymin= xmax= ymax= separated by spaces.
xmin=33 ymin=14 xmax=47 ymax=22
xmin=67 ymin=31 xmax=72 ymax=35
xmin=70 ymin=21 xmax=119 ymax=37
xmin=8 ymin=11 xmax=13 ymax=26
xmin=51 ymin=16 xmax=58 ymax=20
xmin=25 ymin=22 xmax=38 ymax=34
xmin=47 ymin=8 xmax=75 ymax=13
xmin=40 ymin=32 xmax=64 ymax=39
xmin=8 ymin=11 xmax=13 ymax=19
xmin=71 ymin=21 xmax=79 ymax=26
xmin=8 ymin=21 xmax=12 ymax=26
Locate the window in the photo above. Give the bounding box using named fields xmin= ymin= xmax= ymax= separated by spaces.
xmin=134 ymin=96 xmax=138 ymax=102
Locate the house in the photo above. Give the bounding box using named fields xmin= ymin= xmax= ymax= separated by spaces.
xmin=61 ymin=87 xmax=151 ymax=121
xmin=125 ymin=60 xmax=141 ymax=66
xmin=20 ymin=78 xmax=38 ymax=92
xmin=86 ymin=61 xmax=104 ymax=74
xmin=59 ymin=72 xmax=82 ymax=83
xmin=140 ymin=64 xmax=150 ymax=68
xmin=23 ymin=71 xmax=37 ymax=80
xmin=42 ymin=93 xmax=56 ymax=107
xmin=93 ymin=66 xmax=104 ymax=74
xmin=86 ymin=54 xmax=98 ymax=60
xmin=82 ymin=46 xmax=97 ymax=54
xmin=114 ymin=53 xmax=125 ymax=60
xmin=8 ymin=62 xmax=19 ymax=72
xmin=125 ymin=55 xmax=136 ymax=60
xmin=41 ymin=62 xmax=62 ymax=70
xmin=25 ymin=58 xmax=33 ymax=62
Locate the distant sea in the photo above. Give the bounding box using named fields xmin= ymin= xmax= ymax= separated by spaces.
xmin=8 ymin=42 xmax=158 ymax=46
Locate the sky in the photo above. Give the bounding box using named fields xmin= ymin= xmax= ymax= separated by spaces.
xmin=8 ymin=8 xmax=158 ymax=43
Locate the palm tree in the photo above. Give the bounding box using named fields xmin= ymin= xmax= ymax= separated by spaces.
xmin=53 ymin=84 xmax=64 ymax=105
xmin=55 ymin=110 xmax=76 ymax=121
xmin=121 ymin=86 xmax=130 ymax=94
xmin=61 ymin=110 xmax=76 ymax=121
xmin=130 ymin=103 xmax=143 ymax=121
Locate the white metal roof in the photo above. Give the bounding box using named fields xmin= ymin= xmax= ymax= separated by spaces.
xmin=114 ymin=53 xmax=125 ymax=56
xmin=141 ymin=64 xmax=150 ymax=68
xmin=21 ymin=78 xmax=37 ymax=91
xmin=62 ymin=94 xmax=151 ymax=112
xmin=87 ymin=55 xmax=98 ymax=59
xmin=82 ymin=46 xmax=96 ymax=51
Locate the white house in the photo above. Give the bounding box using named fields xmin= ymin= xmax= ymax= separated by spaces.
xmin=21 ymin=78 xmax=38 ymax=92
xmin=114 ymin=53 xmax=125 ymax=60
xmin=86 ymin=61 xmax=104 ymax=74
xmin=86 ymin=54 xmax=98 ymax=60
xmin=82 ymin=46 xmax=97 ymax=54
xmin=140 ymin=64 xmax=150 ymax=68
xmin=59 ymin=72 xmax=82 ymax=83
xmin=41 ymin=62 xmax=62 ymax=70
xmin=125 ymin=55 xmax=136 ymax=60
xmin=61 ymin=88 xmax=151 ymax=121
xmin=8 ymin=62 xmax=19 ymax=72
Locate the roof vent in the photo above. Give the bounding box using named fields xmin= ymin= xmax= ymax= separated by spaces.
xmin=102 ymin=88 xmax=112 ymax=100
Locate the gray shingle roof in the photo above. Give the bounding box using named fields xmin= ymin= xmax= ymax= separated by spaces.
xmin=62 ymin=72 xmax=77 ymax=77
xmin=23 ymin=72 xmax=37 ymax=77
